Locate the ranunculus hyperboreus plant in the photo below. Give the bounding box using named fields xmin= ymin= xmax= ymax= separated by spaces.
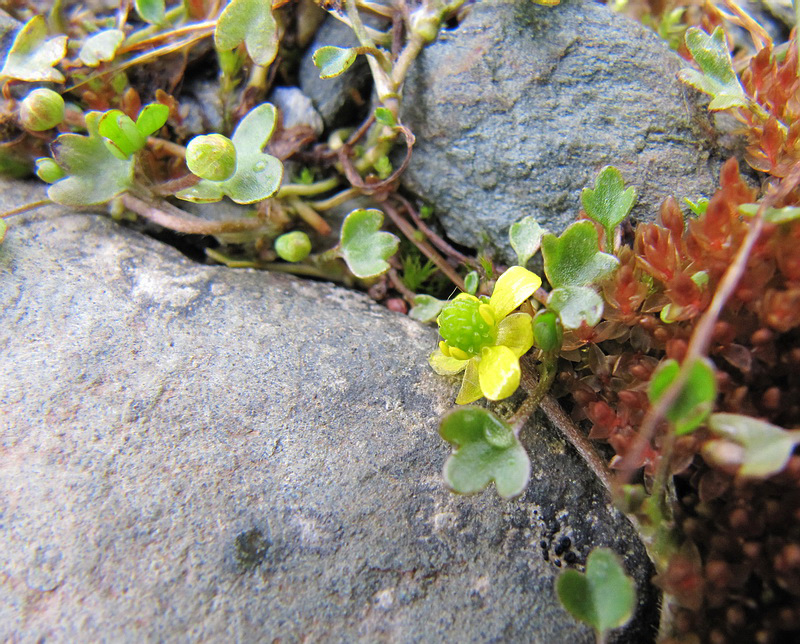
xmin=429 ymin=266 xmax=541 ymax=404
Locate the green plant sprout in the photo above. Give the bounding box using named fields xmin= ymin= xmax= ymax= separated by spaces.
xmin=580 ymin=165 xmax=636 ymax=250
xmin=556 ymin=548 xmax=635 ymax=644
xmin=337 ymin=208 xmax=399 ymax=278
xmin=703 ymin=413 xmax=800 ymax=479
xmin=214 ymin=0 xmax=278 ymax=67
xmin=678 ymin=26 xmax=750 ymax=111
xmin=541 ymin=221 xmax=619 ymax=329
xmin=648 ymin=358 xmax=717 ymax=436
xmin=177 ymin=103 xmax=282 ymax=204
xmin=44 ymin=111 xmax=134 ymax=207
xmin=99 ymin=104 xmax=169 ymax=159
xmin=439 ymin=407 xmax=530 ymax=499
xmin=509 ymin=215 xmax=546 ymax=268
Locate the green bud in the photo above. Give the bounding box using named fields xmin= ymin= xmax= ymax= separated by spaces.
xmin=409 ymin=8 xmax=440 ymax=44
xmin=35 ymin=157 xmax=65 ymax=183
xmin=186 ymin=134 xmax=237 ymax=182
xmin=274 ymin=231 xmax=312 ymax=262
xmin=533 ymin=310 xmax=562 ymax=353
xmin=19 ymin=88 xmax=65 ymax=131
xmin=98 ymin=110 xmax=146 ymax=159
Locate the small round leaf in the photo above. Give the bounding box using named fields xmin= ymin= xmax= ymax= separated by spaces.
xmin=340 ymin=209 xmax=399 ymax=278
xmin=439 ymin=407 xmax=531 ymax=499
xmin=556 ymin=548 xmax=635 ymax=637
xmin=313 ymin=46 xmax=358 ymax=79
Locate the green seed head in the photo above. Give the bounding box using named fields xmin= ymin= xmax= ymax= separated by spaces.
xmin=438 ymin=297 xmax=497 ymax=356
xmin=186 ymin=134 xmax=237 ymax=182
xmin=19 ymin=88 xmax=65 ymax=131
xmin=410 ymin=8 xmax=440 ymax=44
xmin=274 ymin=231 xmax=312 ymax=262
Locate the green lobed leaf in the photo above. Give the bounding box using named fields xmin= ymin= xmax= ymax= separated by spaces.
xmin=581 ymin=166 xmax=636 ymax=244
xmin=648 ymin=358 xmax=717 ymax=435
xmin=313 ymin=46 xmax=358 ymax=79
xmin=98 ymin=110 xmax=146 ymax=159
xmin=439 ymin=407 xmax=531 ymax=499
xmin=78 ymin=29 xmax=124 ymax=67
xmin=547 ymin=286 xmax=604 ymax=330
xmin=678 ymin=27 xmax=748 ymax=111
xmin=739 ymin=203 xmax=800 ymax=224
xmin=215 ymin=0 xmax=278 ymax=66
xmin=1 ymin=16 xmax=67 ymax=82
xmin=48 ymin=111 xmax=134 ymax=207
xmin=177 ymin=103 xmax=283 ymax=204
xmin=706 ymin=413 xmax=800 ymax=478
xmin=684 ymin=197 xmax=708 ymax=217
xmin=340 ymin=208 xmax=399 ymax=278
xmin=541 ymin=221 xmax=619 ymax=289
xmin=409 ymin=294 xmax=445 ymax=322
xmin=135 ymin=103 xmax=170 ymax=137
xmin=135 ymin=0 xmax=166 ymax=25
xmin=223 ymin=103 xmax=283 ymax=203
xmin=509 ymin=215 xmax=545 ymax=267
xmin=556 ymin=548 xmax=636 ymax=637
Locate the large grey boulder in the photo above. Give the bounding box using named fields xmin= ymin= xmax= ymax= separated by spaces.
xmin=401 ymin=0 xmax=721 ymax=263
xmin=0 ymin=179 xmax=657 ymax=641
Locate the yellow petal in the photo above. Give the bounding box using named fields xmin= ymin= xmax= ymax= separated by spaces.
xmin=478 ymin=345 xmax=521 ymax=401
xmin=455 ymin=359 xmax=483 ymax=404
xmin=454 ymin=292 xmax=480 ymax=303
xmin=429 ymin=349 xmax=468 ymax=376
xmin=489 ymin=266 xmax=542 ymax=319
xmin=496 ymin=312 xmax=534 ymax=358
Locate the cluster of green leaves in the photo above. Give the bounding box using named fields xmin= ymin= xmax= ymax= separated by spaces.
xmin=556 ymin=548 xmax=636 ymax=643
xmin=678 ymin=26 xmax=748 ymax=111
xmin=176 ymin=104 xmax=283 ymax=204
xmin=1 ymin=1 xmax=413 ymax=283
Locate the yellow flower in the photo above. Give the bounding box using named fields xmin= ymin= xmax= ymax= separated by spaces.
xmin=429 ymin=266 xmax=541 ymax=404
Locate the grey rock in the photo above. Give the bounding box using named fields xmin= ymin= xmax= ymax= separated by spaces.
xmin=0 ymin=9 xmax=21 ymax=63
xmin=299 ymin=16 xmax=373 ymax=129
xmin=270 ymin=86 xmax=325 ymax=135
xmin=0 ymin=179 xmax=657 ymax=642
xmin=180 ymin=79 xmax=225 ymax=137
xmin=401 ymin=0 xmax=721 ymax=263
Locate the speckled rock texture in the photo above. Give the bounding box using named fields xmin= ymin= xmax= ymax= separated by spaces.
xmin=401 ymin=0 xmax=721 ymax=263
xmin=0 ymin=179 xmax=657 ymax=642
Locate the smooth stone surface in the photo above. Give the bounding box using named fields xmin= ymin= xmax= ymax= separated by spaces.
xmin=401 ymin=0 xmax=721 ymax=263
xmin=0 ymin=180 xmax=656 ymax=642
